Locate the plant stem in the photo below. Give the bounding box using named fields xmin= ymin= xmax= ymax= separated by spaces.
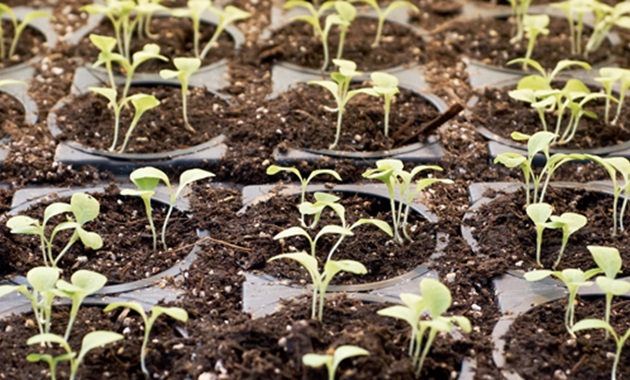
xmin=161 ymin=204 xmax=174 ymax=250
xmin=200 ymin=26 xmax=224 ymax=59
xmin=329 ymin=107 xmax=343 ymax=149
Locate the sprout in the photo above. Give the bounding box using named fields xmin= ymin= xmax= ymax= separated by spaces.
xmin=117 ymin=93 xmax=161 ymax=153
xmin=0 ymin=4 xmax=48 ymax=61
xmin=6 ymin=192 xmax=103 ymax=268
xmin=363 ymin=159 xmax=452 ymax=243
xmin=27 ymin=331 xmax=123 ymax=380
xmin=268 ymin=252 xmax=367 ymax=320
xmin=302 ymin=345 xmax=369 ymax=380
xmin=122 ymin=167 xmax=214 ymax=250
xmin=378 ymin=278 xmax=471 ymax=376
xmin=308 ymin=59 xmax=377 ymax=149
xmin=349 ymin=0 xmax=418 ymax=47
xmin=589 ymin=246 xmax=630 ymax=328
xmin=522 ymin=14 xmax=550 ymax=70
xmin=595 ymin=68 xmax=630 ymax=125
xmin=551 ymin=0 xmax=595 ymax=55
xmin=586 ymin=2 xmax=630 ymax=54
xmin=369 ymin=72 xmax=400 ymax=137
xmin=104 ymin=302 xmax=188 ymax=377
xmin=507 ymin=0 xmax=533 ymax=42
xmin=159 ymin=57 xmax=202 ymax=132
xmin=201 ymin=5 xmax=251 ymax=59
xmin=333 ymin=1 xmax=356 ymax=61
xmin=172 ymin=0 xmax=212 ymax=58
xmin=526 ymin=202 xmax=554 ymax=267
xmin=572 ymin=319 xmax=630 ymax=380
xmin=82 ymin=0 xmax=138 ymax=60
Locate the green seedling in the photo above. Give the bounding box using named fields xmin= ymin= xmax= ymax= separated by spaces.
xmin=309 ymin=59 xmax=376 ymax=149
xmin=508 ymin=58 xmax=592 ymax=88
xmin=595 ymin=67 xmax=630 ymax=125
xmin=507 ymin=0 xmax=533 ymax=42
xmin=6 ymin=192 xmax=103 ymax=268
xmin=274 ymin=192 xmax=392 ymax=261
xmin=522 ymin=14 xmax=550 ymax=69
xmin=0 ymin=4 xmax=47 ymax=61
xmin=350 ymin=0 xmax=418 ymax=47
xmin=494 ymin=131 xmax=584 ymax=205
xmin=118 ymin=93 xmax=161 ymax=153
xmin=334 ymin=1 xmax=356 ymax=60
xmin=572 ymin=319 xmax=630 ymax=380
xmin=584 ymin=155 xmax=630 ymax=235
xmin=55 ymin=270 xmax=107 ymax=341
xmin=159 ymin=57 xmax=202 ymax=132
xmin=122 ymin=166 xmax=213 ymax=250
xmin=135 ymin=0 xmax=166 ymax=39
xmin=0 ymin=266 xmax=59 ymax=336
xmin=202 ymin=5 xmax=250 ymax=59
xmin=526 ymin=202 xmax=554 ymax=267
xmin=548 ymin=212 xmax=588 ymax=268
xmin=378 ymin=278 xmax=471 ymax=376
xmin=284 ymin=0 xmax=344 ymax=71
xmin=586 ymin=2 xmax=630 ymax=54
xmin=525 ymin=265 xmax=602 ymax=333
xmin=104 ymin=301 xmax=188 ymax=377
xmin=27 ymin=331 xmax=123 ymax=380
xmin=265 ymin=164 xmax=342 ymax=206
xmin=89 ymin=34 xmax=118 ymax=92
xmin=589 ymin=246 xmax=630 ymax=328
xmin=369 ymin=72 xmax=400 ymax=137
xmin=82 ymin=0 xmax=137 ymax=60
xmin=268 ymin=252 xmax=366 ymax=320
xmin=302 ymin=345 xmax=369 ymax=380
xmin=552 ymin=0 xmax=594 ymax=55
xmin=172 ymin=0 xmax=211 ymax=58
xmin=363 ymin=159 xmax=452 ymax=243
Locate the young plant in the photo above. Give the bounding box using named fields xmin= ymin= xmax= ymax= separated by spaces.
xmin=368 ymin=72 xmax=400 ymax=137
xmin=159 ymin=57 xmax=201 ymax=132
xmin=334 ymin=1 xmax=356 ymax=61
xmin=117 ymin=93 xmax=161 ymax=153
xmin=302 ymin=345 xmax=369 ymax=380
xmin=494 ymin=131 xmax=584 ymax=205
xmin=378 ymin=278 xmax=471 ymax=376
xmin=572 ymin=319 xmax=630 ymax=380
xmin=55 ymin=270 xmax=107 ymax=341
xmin=349 ymin=0 xmax=418 ymax=47
xmin=265 ymin=165 xmax=342 ymax=206
xmin=268 ymin=252 xmax=367 ymax=320
xmin=6 ymin=192 xmax=103 ymax=268
xmin=551 ymin=0 xmax=594 ymax=55
xmin=274 ymin=192 xmax=392 ymax=261
xmin=308 ymin=59 xmax=376 ymax=149
xmin=0 ymin=4 xmax=47 ymax=61
xmin=589 ymin=246 xmax=630 ymax=327
xmin=362 ymin=159 xmax=452 ymax=243
xmin=104 ymin=301 xmax=188 ymax=377
xmin=525 ymin=265 xmax=603 ymax=333
xmin=526 ymin=202 xmax=554 ymax=267
xmin=122 ymin=166 xmax=214 ymax=250
xmin=507 ymin=0 xmax=533 ymax=42
xmin=585 ymin=155 xmax=630 ymax=235
xmin=595 ymin=67 xmax=630 ymax=125
xmin=27 ymin=331 xmax=123 ymax=380
xmin=0 ymin=266 xmax=60 ymax=336
xmin=586 ymin=2 xmax=630 ymax=54
xmin=82 ymin=0 xmax=138 ymax=60
xmin=521 ymin=14 xmax=550 ymax=69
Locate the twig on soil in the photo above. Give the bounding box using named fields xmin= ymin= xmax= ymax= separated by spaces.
xmin=394 ymin=103 xmax=464 ymax=146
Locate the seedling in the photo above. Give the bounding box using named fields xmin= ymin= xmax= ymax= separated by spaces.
xmin=549 ymin=212 xmax=588 ymax=268
xmin=334 ymin=1 xmax=356 ymax=61
xmin=118 ymin=93 xmax=161 ymax=153
xmin=135 ymin=0 xmax=166 ymax=39
xmin=350 ymin=0 xmax=418 ymax=47
xmin=368 ymin=72 xmax=400 ymax=137
xmin=308 ymin=59 xmax=376 ymax=149
xmin=525 ymin=265 xmax=603 ymax=333
xmin=104 ymin=301 xmax=188 ymax=377
xmin=274 ymin=192 xmax=392 ymax=261
xmin=302 ymin=345 xmax=369 ymax=380
xmin=0 ymin=266 xmax=59 ymax=336
xmin=6 ymin=192 xmax=103 ymax=268
xmin=27 ymin=331 xmax=123 ymax=380
xmin=268 ymin=252 xmax=367 ymax=320
xmin=173 ymin=1 xmax=251 ymax=59
xmin=159 ymin=57 xmax=201 ymax=132
xmin=494 ymin=131 xmax=584 ymax=205
xmin=522 ymin=14 xmax=550 ymax=69
xmin=363 ymin=159 xmax=452 ymax=243
xmin=55 ymin=270 xmax=107 ymax=341
xmin=265 ymin=164 xmax=342 ymax=206
xmin=0 ymin=4 xmax=47 ymax=61
xmin=572 ymin=319 xmax=630 ymax=380
xmin=552 ymin=0 xmax=593 ymax=55
xmin=586 ymin=2 xmax=630 ymax=54
xmin=507 ymin=0 xmax=533 ymax=42
xmin=526 ymin=202 xmax=554 ymax=267
xmin=122 ymin=166 xmax=214 ymax=250
xmin=82 ymin=0 xmax=137 ymax=60
xmin=589 ymin=246 xmax=630 ymax=328
xmin=595 ymin=67 xmax=630 ymax=125
xmin=378 ymin=278 xmax=471 ymax=376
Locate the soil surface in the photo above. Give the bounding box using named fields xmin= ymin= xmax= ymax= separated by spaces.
xmin=0 ymin=20 xmax=46 ymax=70
xmin=465 ymin=186 xmax=630 ymax=273
xmin=54 ymin=85 xmax=228 ymax=154
xmin=504 ymin=297 xmax=630 ymax=379
xmin=74 ymin=16 xmax=236 ymax=73
xmin=0 ymin=92 xmax=25 ymax=140
xmin=0 ymin=184 xmax=200 ymax=284
xmin=433 ymin=15 xmax=617 ymax=69
xmin=261 ymin=16 xmax=425 ymax=71
xmin=471 ymin=85 xmax=630 ymax=150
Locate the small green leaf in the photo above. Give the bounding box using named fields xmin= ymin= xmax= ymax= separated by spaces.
xmin=27 ymin=267 xmax=60 ymax=293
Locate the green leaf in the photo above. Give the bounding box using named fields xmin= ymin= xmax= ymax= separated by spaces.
xmin=588 ymin=245 xmax=622 ymax=278
xmin=494 ymin=153 xmax=526 ymax=168
xmin=331 ymin=345 xmax=369 ymax=372
xmin=308 ymin=80 xmax=339 ymax=100
xmin=27 ymin=333 xmax=70 ymax=351
xmin=524 ymin=269 xmax=552 ymax=281
xmin=104 ymin=301 xmax=147 ymax=319
xmin=78 ymin=331 xmax=124 ymax=360
xmin=572 ymin=319 xmax=616 ymax=335
xmin=88 ymin=34 xmax=117 ymax=53
xmin=60 ymin=270 xmax=107 ymax=295
xmin=269 ymin=252 xmax=320 ymax=287
xmin=77 ymin=228 xmax=104 ymax=250
xmin=27 ymin=267 xmax=60 ymax=293
xmin=70 ymin=193 xmax=100 ymax=225
xmin=132 ymin=44 xmax=167 ymax=68
xmin=89 ymin=87 xmax=118 ymax=105
xmin=6 ymin=215 xmax=41 ymax=235
xmin=129 ymin=166 xmax=170 ymax=191
xmin=420 ymin=278 xmax=451 ymax=318
xmin=527 ymin=131 xmax=556 ymax=156
xmin=129 ymin=94 xmax=160 ymax=115
xmin=596 ymin=277 xmax=630 ymax=296
xmin=302 ymin=353 xmax=331 ymax=368
xmin=273 ymin=226 xmax=311 ymax=241
xmin=335 ymin=1 xmax=357 ymax=21
xmin=0 ymin=285 xmax=17 ymax=298
xmin=176 ymin=169 xmax=214 ymax=199
xmin=509 ymin=59 xmax=545 ymax=76
xmin=526 ymin=203 xmax=553 ymax=224
xmin=324 ymin=259 xmax=367 ymax=276
xmin=351 ymin=218 xmax=393 ymax=237
xmin=333 ymin=58 xmax=360 ymax=77
xmin=152 ymin=306 xmax=189 ymax=322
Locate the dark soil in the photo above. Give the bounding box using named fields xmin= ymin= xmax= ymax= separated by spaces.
xmin=471 ymin=85 xmax=630 ymax=150
xmin=261 ymin=16 xmax=425 ymax=71
xmin=73 ymin=16 xmax=236 ymax=73
xmin=465 ymin=186 xmax=630 ymax=272
xmin=433 ymin=15 xmax=616 ymax=69
xmin=54 ymin=85 xmax=228 ymax=154
xmin=0 ymin=20 xmax=46 ymax=70
xmin=0 ymin=184 xmax=200 ymax=284
xmin=504 ymin=297 xmax=630 ymax=379
xmin=0 ymin=92 xmax=25 ymax=139
xmin=267 ymin=83 xmax=442 ymax=152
